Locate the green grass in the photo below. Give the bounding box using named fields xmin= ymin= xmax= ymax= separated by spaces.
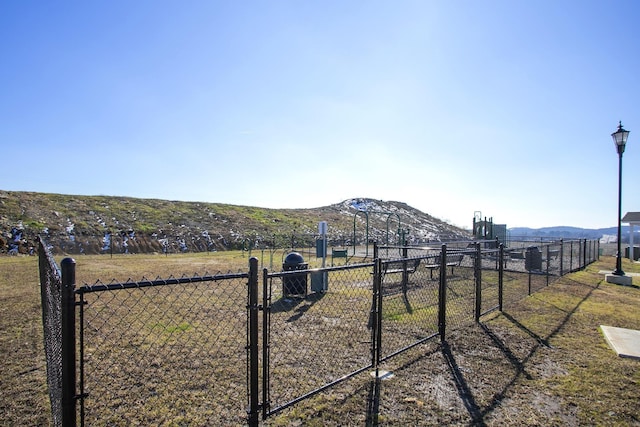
xmin=0 ymin=256 xmax=50 ymax=425
xmin=2 ymin=252 xmax=640 ymax=425
xmin=481 ymin=256 xmax=640 ymax=425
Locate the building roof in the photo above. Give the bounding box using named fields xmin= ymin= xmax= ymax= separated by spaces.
xmin=622 ymin=212 xmax=640 ymax=223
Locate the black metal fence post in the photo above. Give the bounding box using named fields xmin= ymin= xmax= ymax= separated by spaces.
xmin=559 ymin=239 xmax=564 ymax=276
xmin=373 ymin=256 xmax=383 ymax=369
xmin=474 ymin=242 xmax=481 ymax=322
xmin=578 ymin=239 xmax=583 ymax=269
xmin=545 ymin=245 xmax=550 ymax=286
xmin=401 ymin=246 xmax=409 ymax=295
xmin=498 ymin=244 xmax=504 ymax=312
xmin=569 ymin=240 xmax=574 ymax=272
xmin=61 ymin=257 xmax=77 ymax=427
xmin=438 ymin=244 xmax=447 ymax=341
xmin=261 ymin=266 xmax=270 ymax=421
xmin=247 ymin=257 xmax=259 ymax=427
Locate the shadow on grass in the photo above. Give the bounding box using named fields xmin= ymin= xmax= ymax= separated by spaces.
xmin=361 ymin=273 xmax=601 ymax=426
xmin=270 ymin=291 xmax=325 ymax=322
xmin=467 ymin=275 xmax=600 ymax=423
xmin=441 ymin=340 xmax=486 ymax=426
xmin=366 ymin=377 xmax=381 ymax=427
xmin=364 ymin=345 xmax=442 ymax=426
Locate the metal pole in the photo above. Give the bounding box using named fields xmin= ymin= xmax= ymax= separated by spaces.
xmin=261 ymin=266 xmax=270 ymax=421
xmin=438 ymin=244 xmax=447 ymax=341
xmin=559 ymin=239 xmax=564 ymax=276
xmin=570 ymin=241 xmax=573 ymax=272
xmin=61 ymin=257 xmax=77 ymax=427
xmin=545 ymin=245 xmax=550 ymax=286
xmin=614 ymin=150 xmax=625 ymax=275
xmin=474 ymin=242 xmax=481 ymax=322
xmin=247 ymin=257 xmax=259 ymax=427
xmin=498 ymin=244 xmax=504 ymax=312
xmin=375 ymin=257 xmax=383 ymax=368
xmin=401 ymin=246 xmax=408 ymax=295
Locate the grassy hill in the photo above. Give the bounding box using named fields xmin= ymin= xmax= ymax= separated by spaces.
xmin=0 ymin=191 xmax=471 ymax=255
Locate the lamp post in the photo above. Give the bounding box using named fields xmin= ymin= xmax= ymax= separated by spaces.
xmin=611 ymin=121 xmax=629 ymax=276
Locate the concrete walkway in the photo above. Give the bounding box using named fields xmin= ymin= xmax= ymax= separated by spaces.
xmin=601 ymin=326 xmax=640 ymax=360
xmin=598 ymin=269 xmax=640 ymax=359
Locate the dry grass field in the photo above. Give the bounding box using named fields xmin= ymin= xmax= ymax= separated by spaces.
xmin=1 ymin=251 xmax=639 ymax=426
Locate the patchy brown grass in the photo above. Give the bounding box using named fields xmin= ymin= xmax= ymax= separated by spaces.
xmin=2 ymin=252 xmax=639 ymax=426
xmin=0 ymin=255 xmax=51 ymax=425
xmin=267 ymin=255 xmax=640 ymax=426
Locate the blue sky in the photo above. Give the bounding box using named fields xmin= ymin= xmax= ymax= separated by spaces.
xmin=2 ymin=1 xmax=639 ymax=230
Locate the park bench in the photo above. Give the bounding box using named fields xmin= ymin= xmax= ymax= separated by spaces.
xmin=424 ymin=253 xmax=465 ymax=279
xmin=381 ymin=258 xmax=421 ymax=280
xmin=331 ymin=248 xmax=349 ymax=265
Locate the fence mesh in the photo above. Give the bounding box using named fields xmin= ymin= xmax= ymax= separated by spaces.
xmin=442 ymin=249 xmax=477 ymax=331
xmin=78 ymin=274 xmax=249 ymax=425
xmin=378 ymin=255 xmax=440 ymax=360
xmin=37 ymin=238 xmax=599 ymax=425
xmin=265 ymin=264 xmax=374 ymax=415
xmin=37 ymin=237 xmax=64 ymax=427
xmin=479 ymin=248 xmax=501 ymax=315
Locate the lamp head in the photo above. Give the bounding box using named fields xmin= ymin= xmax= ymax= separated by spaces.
xmin=611 ymin=121 xmax=629 ymax=155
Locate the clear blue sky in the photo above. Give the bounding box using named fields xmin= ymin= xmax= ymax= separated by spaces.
xmin=2 ymin=1 xmax=639 ymax=230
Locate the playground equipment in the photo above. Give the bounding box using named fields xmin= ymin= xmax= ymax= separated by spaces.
xmin=352 ymin=210 xmax=403 ymax=257
xmin=473 ymin=211 xmax=507 ymax=243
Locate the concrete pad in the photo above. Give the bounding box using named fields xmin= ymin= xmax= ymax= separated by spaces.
xmin=601 ymin=326 xmax=640 ymax=360
xmin=599 ymin=270 xmax=640 ymax=276
xmin=605 ymin=273 xmax=634 ymax=286
xmin=370 ymin=369 xmax=395 ymax=380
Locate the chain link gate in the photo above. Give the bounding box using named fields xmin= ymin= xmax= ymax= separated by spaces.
xmin=260 ymin=262 xmax=376 ymax=420
xmin=77 ymin=269 xmax=254 ymax=425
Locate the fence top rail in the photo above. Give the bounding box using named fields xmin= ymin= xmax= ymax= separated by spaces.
xmin=77 ymin=271 xmax=250 ymax=293
xmin=267 ymin=261 xmax=375 ymax=278
xmin=380 ymin=256 xmax=431 ymax=265
xmin=374 ymin=247 xmax=501 ymax=263
xmin=509 ymin=237 xmax=596 ymax=244
xmin=380 ymin=240 xmax=477 ymax=250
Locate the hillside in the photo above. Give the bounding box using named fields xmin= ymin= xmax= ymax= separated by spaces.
xmin=0 ymin=191 xmax=471 ymax=255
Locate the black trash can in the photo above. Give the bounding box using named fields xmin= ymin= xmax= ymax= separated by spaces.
xmin=624 ymin=246 xmax=640 ymax=261
xmin=525 ymin=246 xmax=542 ymax=271
xmin=282 ymin=252 xmax=308 ymax=296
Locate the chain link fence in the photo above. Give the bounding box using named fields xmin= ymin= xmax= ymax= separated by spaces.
xmin=77 ymin=272 xmax=251 ymax=425
xmin=38 ymin=237 xmax=598 ymax=425
xmin=264 ymin=263 xmax=375 ymax=416
xmin=37 ymin=236 xmax=64 ymax=426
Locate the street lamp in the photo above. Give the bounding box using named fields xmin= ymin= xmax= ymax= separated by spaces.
xmin=611 ymin=121 xmax=629 ymax=276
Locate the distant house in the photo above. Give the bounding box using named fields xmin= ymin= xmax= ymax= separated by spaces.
xmin=622 ymin=212 xmax=640 ymax=260
xmin=600 ymin=234 xmax=617 ymax=244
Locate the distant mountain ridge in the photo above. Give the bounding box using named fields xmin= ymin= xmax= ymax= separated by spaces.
xmin=0 ymin=191 xmax=471 ymax=255
xmin=509 ymin=226 xmax=639 ymax=241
